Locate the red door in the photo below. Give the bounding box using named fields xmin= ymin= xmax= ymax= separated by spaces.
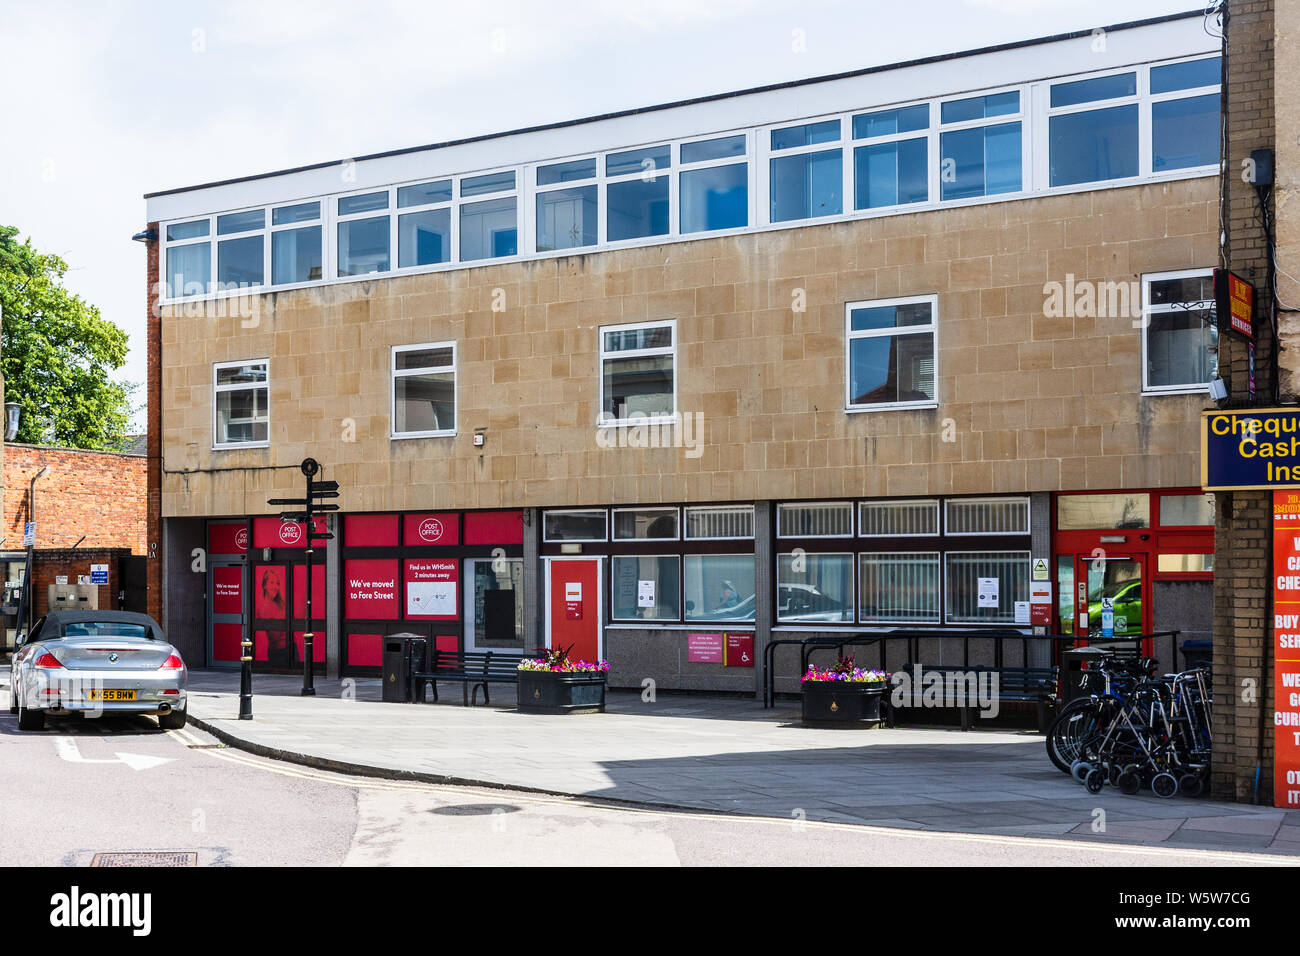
xmin=547 ymin=558 xmax=601 ymax=663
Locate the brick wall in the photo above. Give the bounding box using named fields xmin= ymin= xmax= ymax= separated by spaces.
xmin=27 ymin=548 xmax=130 ymax=617
xmin=2 ymin=444 xmax=146 ymax=553
xmin=146 ymin=225 xmax=161 ymax=621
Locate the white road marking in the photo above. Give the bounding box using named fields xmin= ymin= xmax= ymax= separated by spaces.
xmin=54 ymin=736 xmax=174 ymax=771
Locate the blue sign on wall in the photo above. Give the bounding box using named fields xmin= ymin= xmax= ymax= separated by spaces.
xmin=1202 ymin=408 xmax=1300 ymax=490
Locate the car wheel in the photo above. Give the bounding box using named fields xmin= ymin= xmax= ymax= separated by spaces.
xmin=158 ymin=708 xmax=187 ymax=730
xmin=17 ymin=696 xmax=44 ymax=731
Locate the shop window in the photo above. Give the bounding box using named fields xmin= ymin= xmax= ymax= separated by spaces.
xmin=945 ymin=551 xmax=1030 ymax=624
xmin=945 ymin=497 xmax=1029 ymax=535
xmin=1141 ymin=270 xmax=1216 ymax=392
xmin=684 ymin=505 xmax=754 ymax=540
xmin=777 ymin=552 xmax=854 ymax=622
xmin=598 ymin=320 xmax=675 ymax=424
xmin=467 ymin=558 xmax=524 ymax=642
xmin=1157 ymin=553 xmax=1214 ymax=573
xmin=859 ymin=552 xmax=940 ymax=623
xmin=777 ymin=502 xmax=853 ymax=538
xmin=1057 ymin=493 xmax=1149 ymax=530
xmin=391 ymin=343 xmax=455 ymax=438
xmin=769 ymin=119 xmax=842 ymax=223
xmin=542 ymin=509 xmax=607 ymax=542
xmin=859 ymin=499 xmax=938 ymax=537
xmin=680 ymin=134 xmax=748 ymax=234
xmin=1158 ymin=493 xmax=1215 ymax=527
xmin=213 ymin=359 xmax=269 ymax=448
xmin=611 ymin=555 xmax=681 ymax=620
xmin=684 ymin=554 xmax=756 ymax=622
xmin=272 ymin=202 xmax=322 ymax=285
xmin=939 ymin=91 xmax=1021 ymax=200
xmin=613 ymin=507 xmax=679 ymax=540
xmin=845 ymin=296 xmax=937 ymax=410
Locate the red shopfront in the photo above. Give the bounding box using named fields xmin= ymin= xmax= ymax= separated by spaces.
xmin=340 ymin=510 xmax=525 ymax=676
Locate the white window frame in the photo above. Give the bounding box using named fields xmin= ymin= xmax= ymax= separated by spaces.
xmin=335 ymin=188 xmax=392 ymax=278
xmin=212 ymin=358 xmax=270 ymax=450
xmin=858 ymin=499 xmax=940 ymax=538
xmin=603 ymin=142 xmax=675 ymax=245
xmin=776 ymin=550 xmax=856 ymax=624
xmin=1042 ymin=67 xmax=1143 ymax=190
xmin=213 ymin=206 xmax=268 ymax=293
xmin=844 ymin=293 xmax=939 ymax=412
xmin=677 ymin=131 xmax=753 ymax=236
xmin=390 ymin=341 xmax=457 ymax=440
xmin=541 ymin=508 xmax=609 ymax=543
xmin=457 ymin=167 xmax=522 ymax=262
xmin=597 ymin=318 xmax=678 ymax=428
xmin=849 ymin=101 xmax=932 ymax=213
xmin=610 ymin=553 xmax=682 ymax=622
xmin=1139 ymin=267 xmax=1216 ymax=395
xmin=776 ymin=501 xmax=855 ymax=539
xmin=943 ymin=496 xmax=1032 ymax=536
xmin=683 ymin=553 xmax=758 ymax=623
xmin=393 ymin=179 xmax=454 ymax=272
xmin=937 ymin=86 xmax=1028 ymax=203
xmin=762 ymin=117 xmax=846 ymax=226
xmin=533 ymin=157 xmax=599 ymax=254
xmin=1147 ymin=54 xmax=1221 ymax=176
xmin=611 ymin=506 xmax=681 ymax=541
xmin=162 ymin=216 xmax=213 ymax=299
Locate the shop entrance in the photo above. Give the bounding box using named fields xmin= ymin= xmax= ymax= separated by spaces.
xmin=545 ymin=557 xmax=601 ymax=663
xmin=1057 ymin=553 xmax=1150 ymax=640
xmin=209 ymin=560 xmax=245 ymax=668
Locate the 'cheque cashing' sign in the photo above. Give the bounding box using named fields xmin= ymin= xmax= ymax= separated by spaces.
xmin=1202 ymin=409 xmax=1300 ymax=490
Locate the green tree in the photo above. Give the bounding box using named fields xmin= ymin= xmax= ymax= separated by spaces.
xmin=0 ymin=225 xmax=134 ymax=449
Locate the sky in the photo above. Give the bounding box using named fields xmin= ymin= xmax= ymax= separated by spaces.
xmin=0 ymin=0 xmax=1203 ymax=431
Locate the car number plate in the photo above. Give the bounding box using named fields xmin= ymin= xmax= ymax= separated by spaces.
xmin=87 ymin=689 xmax=137 ymax=701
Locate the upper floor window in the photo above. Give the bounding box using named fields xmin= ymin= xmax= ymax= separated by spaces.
xmin=337 ymin=191 xmax=390 ymax=276
xmin=391 ymin=343 xmax=456 ymax=438
xmin=939 ymin=91 xmax=1022 ymax=200
xmin=1141 ymin=269 xmax=1216 ymax=393
xmin=216 ymin=209 xmax=266 ymax=287
xmin=397 ymin=180 xmax=452 ymax=268
xmin=852 ymin=104 xmax=929 ymax=211
xmin=536 ymin=159 xmax=597 ymax=252
xmin=272 ymin=201 xmax=323 ymax=284
xmin=598 ymin=320 xmax=676 ymax=425
xmin=679 ymin=134 xmax=749 ymax=234
xmin=460 ymin=171 xmax=518 ymax=261
xmin=769 ymin=119 xmax=843 ymax=222
xmin=166 ymin=219 xmax=211 ymax=298
xmin=606 ymin=145 xmax=670 ymax=242
xmin=1048 ymin=71 xmax=1138 ymax=187
xmin=845 ymin=295 xmax=937 ymax=411
xmin=213 ymin=360 xmax=269 ymax=448
xmin=1150 ymin=56 xmax=1220 ymax=172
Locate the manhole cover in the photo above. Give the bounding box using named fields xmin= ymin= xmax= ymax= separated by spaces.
xmin=90 ymin=851 xmax=198 ymax=867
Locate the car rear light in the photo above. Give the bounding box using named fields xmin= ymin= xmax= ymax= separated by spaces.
xmin=159 ymin=654 xmax=184 ymax=671
xmin=162 ymin=688 xmax=179 ymax=695
xmin=34 ymin=653 xmax=64 ymax=669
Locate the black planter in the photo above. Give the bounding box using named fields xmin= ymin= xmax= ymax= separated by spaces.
xmin=801 ymin=680 xmax=885 ymax=726
xmin=517 ymin=670 xmax=607 ymax=714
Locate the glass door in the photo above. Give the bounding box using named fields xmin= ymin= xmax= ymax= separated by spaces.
xmin=1074 ymin=553 xmax=1148 ymax=640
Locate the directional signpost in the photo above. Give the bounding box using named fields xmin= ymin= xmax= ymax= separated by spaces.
xmin=268 ymin=458 xmax=338 ymax=697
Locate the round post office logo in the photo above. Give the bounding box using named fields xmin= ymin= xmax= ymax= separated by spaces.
xmin=279 ymin=523 xmax=303 ymax=546
xmin=234 ymin=528 xmax=248 ymax=552
xmin=418 ymin=518 xmax=444 ymax=542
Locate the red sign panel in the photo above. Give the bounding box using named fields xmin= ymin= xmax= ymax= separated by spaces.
xmin=213 ymin=567 xmax=243 ymax=615
xmin=1275 ymin=491 xmax=1300 ymax=807
xmin=464 ymin=510 xmax=524 ymax=545
xmin=213 ymin=622 xmax=242 ymax=663
xmin=253 ymin=565 xmax=287 ymax=619
xmin=345 ymin=514 xmax=399 ymax=548
xmin=1216 ymin=268 xmax=1255 ymax=341
xmin=344 ymin=558 xmax=400 ymax=620
xmin=347 ymin=632 xmax=383 ymax=667
xmin=403 ymin=513 xmax=459 ymax=546
xmin=253 ymin=515 xmax=328 ymax=550
xmin=724 ymin=633 xmax=754 ymax=667
xmin=404 ymin=558 xmax=458 ymax=620
xmin=293 ymin=630 xmax=327 ymax=664
xmin=292 ymin=563 xmax=327 ymax=619
xmin=688 ymin=632 xmax=724 ymax=663
xmin=209 ymin=523 xmax=248 ymax=555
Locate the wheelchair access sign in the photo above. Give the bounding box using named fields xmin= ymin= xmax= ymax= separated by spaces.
xmin=1100 ymin=598 xmax=1115 ymax=638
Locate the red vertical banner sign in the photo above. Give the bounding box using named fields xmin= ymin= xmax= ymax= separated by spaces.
xmin=1273 ymin=491 xmax=1300 ymax=807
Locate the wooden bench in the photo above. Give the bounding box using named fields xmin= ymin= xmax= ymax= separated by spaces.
xmin=888 ymin=663 xmax=1059 ymax=732
xmin=412 ymin=649 xmax=533 ymax=706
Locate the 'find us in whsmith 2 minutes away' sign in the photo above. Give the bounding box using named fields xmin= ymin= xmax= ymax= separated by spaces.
xmin=1201 ymin=408 xmax=1300 ymax=490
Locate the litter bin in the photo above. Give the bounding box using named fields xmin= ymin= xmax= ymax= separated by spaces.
xmin=1062 ymin=645 xmax=1114 ymax=702
xmin=382 ymin=633 xmax=427 ymax=702
xmin=1180 ymin=639 xmax=1212 ymax=670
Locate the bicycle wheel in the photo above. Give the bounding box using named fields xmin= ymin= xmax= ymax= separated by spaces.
xmin=1047 ymin=698 xmax=1105 ymax=774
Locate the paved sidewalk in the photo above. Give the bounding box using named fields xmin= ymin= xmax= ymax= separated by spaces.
xmin=185 ymin=671 xmax=1300 ymax=857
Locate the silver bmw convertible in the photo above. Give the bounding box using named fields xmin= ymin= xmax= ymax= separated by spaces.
xmin=9 ymin=610 xmax=188 ymax=731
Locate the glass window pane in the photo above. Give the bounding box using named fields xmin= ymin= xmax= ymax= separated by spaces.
xmin=166 ymin=219 xmax=209 ymax=241
xmin=1150 ymin=274 xmax=1213 ymax=304
xmin=537 ymin=158 xmax=597 ymax=185
xmin=461 ymin=171 xmax=516 ymax=196
xmin=216 ymin=386 xmax=268 ymax=444
xmin=680 ymin=135 xmax=746 ymax=164
xmin=1157 ymin=553 xmax=1214 ymax=573
xmin=272 ymin=202 xmax=320 ymax=225
xmin=684 ymin=555 xmax=756 ymax=622
xmin=854 ymin=138 xmax=927 ymax=209
xmin=606 ymin=176 xmax=669 ymax=241
xmin=770 ymin=120 xmax=840 ymax=150
xmin=1152 ymin=94 xmax=1219 ymax=171
xmin=398 ymin=208 xmax=451 ymax=267
xmin=860 ymin=553 xmax=939 ymax=622
xmin=1049 ymin=72 xmax=1136 ymax=107
xmin=849 ymin=300 xmax=932 ymax=331
xmin=606 ymin=145 xmax=670 ymax=178
xmin=770 ymin=149 xmax=842 ymax=222
xmin=1049 ymin=105 xmax=1139 ymax=186
xmin=1057 ymin=556 xmax=1075 ymax=635
xmin=602 ymin=354 xmax=674 ymax=419
xmin=338 ymin=191 xmax=388 ymax=215
xmin=1151 ymin=56 xmax=1220 ymax=94
xmin=543 ymin=510 xmax=606 ymax=541
xmin=852 ymin=104 xmax=929 ymax=139
xmin=397 ymin=180 xmax=452 ymax=208
xmin=216 ymin=363 xmax=267 ymax=386
xmin=459 ymin=197 xmax=517 ymax=261
xmin=613 ymin=508 xmax=679 ymax=539
xmin=536 ymin=185 xmax=598 ymax=252
xmin=679 ymin=164 xmax=748 ymax=233
xmin=165 ymin=242 xmax=210 ymax=297
xmin=945 ymin=552 xmax=1029 ymax=624
xmin=859 ymin=500 xmax=938 ymax=536
xmin=272 ymin=226 xmax=322 ymax=284
xmin=470 ymin=558 xmax=523 ymax=643
xmin=1057 ymin=494 xmax=1150 ymax=530
xmin=395 ymin=346 xmax=453 ymax=371
xmin=945 ymin=498 xmax=1029 ymax=535
xmin=337 ymin=216 xmax=390 ymax=276
xmin=217 ymin=209 xmax=264 ymax=235
xmin=611 ymin=556 xmax=680 ymax=620
xmin=941 ymin=91 xmax=1019 ymax=124
xmin=940 ymin=122 xmax=1021 ymax=200
xmin=684 ymin=505 xmax=755 ymax=539
xmin=1147 ymin=308 xmax=1217 ymax=388
xmin=777 ymin=503 xmax=852 ymax=537
xmin=393 ymin=371 xmax=455 ymax=434
xmin=1159 ymin=493 xmax=1215 ymax=527
xmin=217 ymin=235 xmax=263 ymax=286
xmin=848 ymin=332 xmax=935 ymax=405
xmin=603 ymin=325 xmax=672 ymax=352
xmin=777 ymin=553 xmax=853 ymax=622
